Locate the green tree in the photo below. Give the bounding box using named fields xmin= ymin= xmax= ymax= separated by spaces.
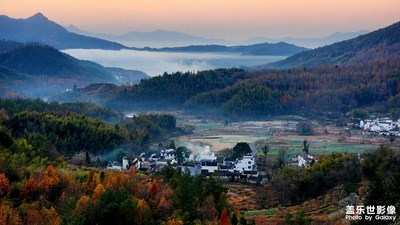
xmin=296 ymin=122 xmax=314 ymax=136
xmin=85 ymin=151 xmax=91 ymax=166
xmin=303 ymin=140 xmax=310 ymax=155
xmin=232 ymin=142 xmax=251 ymax=158
xmin=175 ymin=147 xmax=190 ymax=164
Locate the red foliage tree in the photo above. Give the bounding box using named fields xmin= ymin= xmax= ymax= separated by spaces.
xmin=219 ymin=208 xmax=231 ymax=225
xmin=0 ymin=173 xmax=10 ymax=197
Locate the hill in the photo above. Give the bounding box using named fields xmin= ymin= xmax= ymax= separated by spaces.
xmin=0 ymin=13 xmax=126 ymax=50
xmin=0 ymin=43 xmax=112 ymax=81
xmin=0 ymin=39 xmax=23 ymax=54
xmin=267 ymin=21 xmax=400 ymax=69
xmin=0 ymin=42 xmax=148 ymax=98
xmin=57 ymin=56 xmax=400 ymax=119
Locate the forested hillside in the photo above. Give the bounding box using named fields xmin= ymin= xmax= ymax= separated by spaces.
xmin=0 ymin=42 xmax=148 ymax=98
xmin=61 ymin=57 xmax=400 ymax=119
xmin=0 ymin=99 xmax=179 ymax=156
xmin=267 ymin=21 xmax=400 ymax=68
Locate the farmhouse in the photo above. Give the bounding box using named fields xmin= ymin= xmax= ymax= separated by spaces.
xmin=360 ymin=118 xmax=400 ymax=136
xmin=112 ymin=147 xmax=262 ymax=184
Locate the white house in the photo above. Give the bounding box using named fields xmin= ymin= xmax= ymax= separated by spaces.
xmin=160 ymin=149 xmax=176 ymax=160
xmin=360 ymin=118 xmax=399 ymax=133
xmin=297 ymin=155 xmax=314 ymax=167
xmin=122 ymin=157 xmax=129 ymax=170
xmin=234 ymin=155 xmax=255 ymax=172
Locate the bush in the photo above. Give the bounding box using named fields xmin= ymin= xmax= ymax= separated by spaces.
xmin=296 ymin=121 xmax=314 ymax=136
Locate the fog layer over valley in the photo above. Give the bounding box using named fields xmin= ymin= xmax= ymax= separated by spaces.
xmin=64 ymin=49 xmax=286 ymax=76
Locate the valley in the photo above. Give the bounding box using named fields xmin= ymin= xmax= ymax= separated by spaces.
xmin=1 ymin=6 xmax=400 ymax=225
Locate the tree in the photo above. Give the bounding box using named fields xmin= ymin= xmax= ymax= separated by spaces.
xmin=303 ymin=140 xmax=310 ymax=154
xmin=148 ymin=179 xmax=160 ymax=197
xmin=158 ymin=143 xmax=164 ymax=151
xmin=296 ymin=122 xmax=314 ymax=136
xmin=85 ymin=151 xmax=91 ymax=166
xmin=389 ymin=134 xmax=396 ymax=143
xmin=219 ymin=208 xmax=231 ymax=225
xmin=175 ymin=147 xmax=190 ymax=164
xmin=262 ymin=144 xmax=269 ymax=157
xmin=277 ymin=148 xmax=287 ymax=168
xmin=352 ymin=109 xmax=368 ymax=120
xmin=232 ymin=142 xmax=251 ymax=158
xmin=168 ymin=140 xmax=176 ymax=150
xmin=0 ymin=173 xmax=10 ymax=197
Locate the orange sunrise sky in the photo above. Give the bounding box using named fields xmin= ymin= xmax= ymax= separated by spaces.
xmin=1 ymin=0 xmax=400 ymax=40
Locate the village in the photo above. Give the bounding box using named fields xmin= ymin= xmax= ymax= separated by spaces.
xmin=106 ymin=143 xmax=273 ymax=184
xmin=106 ymin=142 xmax=323 ymax=185
xmin=359 ymin=117 xmax=400 ymax=136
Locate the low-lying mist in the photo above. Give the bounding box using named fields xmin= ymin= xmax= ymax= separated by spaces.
xmin=63 ymin=49 xmax=286 ymax=76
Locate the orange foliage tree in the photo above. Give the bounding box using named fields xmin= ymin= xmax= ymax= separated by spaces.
xmin=0 ymin=203 xmax=22 ymax=225
xmin=147 ymin=179 xmax=160 ymax=197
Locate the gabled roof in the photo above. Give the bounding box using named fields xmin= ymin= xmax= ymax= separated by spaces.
xmin=223 ymin=157 xmax=237 ymax=162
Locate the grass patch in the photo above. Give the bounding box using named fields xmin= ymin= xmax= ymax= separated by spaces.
xmin=184 ymin=122 xmax=224 ymax=133
xmin=244 ymin=209 xmax=276 ymax=217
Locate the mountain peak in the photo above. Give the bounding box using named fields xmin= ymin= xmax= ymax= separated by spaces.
xmin=28 ymin=12 xmax=48 ymax=20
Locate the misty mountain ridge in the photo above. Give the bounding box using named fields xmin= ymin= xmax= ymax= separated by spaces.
xmin=0 ymin=13 xmax=126 ymax=50
xmin=66 ymin=24 xmax=228 ymax=47
xmin=132 ymin=42 xmax=308 ymax=56
xmin=265 ymin=21 xmax=400 ymax=69
xmin=0 ymin=12 xmax=310 ymax=56
xmin=244 ymin=30 xmax=369 ymax=48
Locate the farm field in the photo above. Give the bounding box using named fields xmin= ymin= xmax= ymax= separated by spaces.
xmin=176 ymin=116 xmax=400 ymax=157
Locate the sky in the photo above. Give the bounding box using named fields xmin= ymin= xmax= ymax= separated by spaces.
xmin=1 ymin=0 xmax=400 ymax=40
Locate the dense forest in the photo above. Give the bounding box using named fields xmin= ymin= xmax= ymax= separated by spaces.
xmin=0 ymin=99 xmax=179 ymax=157
xmin=62 ymin=57 xmax=400 ymax=119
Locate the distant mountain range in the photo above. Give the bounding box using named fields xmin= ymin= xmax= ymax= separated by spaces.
xmin=0 ymin=12 xmax=309 ymax=56
xmin=265 ymin=21 xmax=400 ymax=69
xmin=0 ymin=13 xmax=126 ymax=50
xmin=67 ymin=24 xmax=308 ymax=55
xmin=66 ymin=25 xmax=227 ymax=47
xmin=244 ymin=30 xmax=369 ymax=49
xmin=68 ymin=24 xmax=368 ymax=49
xmin=0 ymin=41 xmax=148 ymax=98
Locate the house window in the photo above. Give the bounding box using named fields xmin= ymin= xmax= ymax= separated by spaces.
xmin=248 ymin=161 xmax=251 ymax=164
xmin=248 ymin=166 xmax=251 ymax=169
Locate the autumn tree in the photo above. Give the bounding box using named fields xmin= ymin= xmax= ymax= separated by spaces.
xmin=0 ymin=173 xmax=10 ymax=197
xmin=0 ymin=203 xmax=22 ymax=225
xmin=148 ymin=179 xmax=160 ymax=198
xmin=219 ymin=208 xmax=231 ymax=225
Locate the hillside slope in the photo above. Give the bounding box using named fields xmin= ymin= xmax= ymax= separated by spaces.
xmin=267 ymin=21 xmax=400 ymax=68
